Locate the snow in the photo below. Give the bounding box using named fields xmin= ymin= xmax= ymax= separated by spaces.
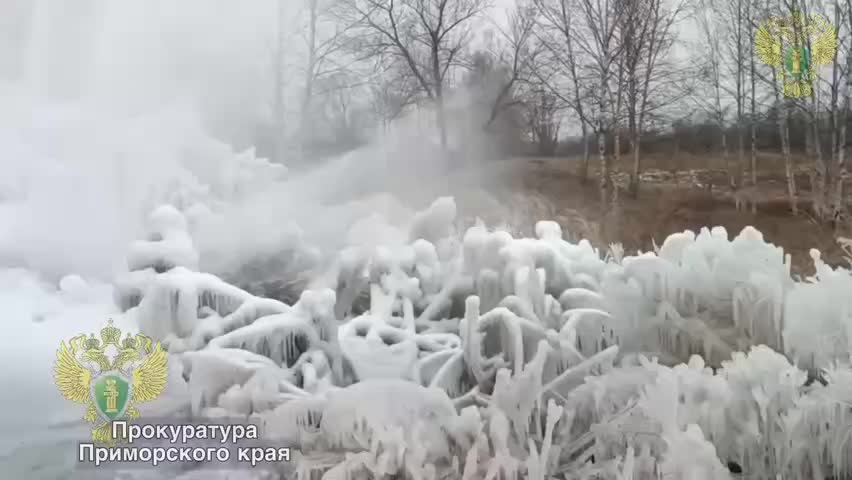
xmin=0 ymin=269 xmax=123 ymax=454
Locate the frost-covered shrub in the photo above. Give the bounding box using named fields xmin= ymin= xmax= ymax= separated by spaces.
xmin=784 ymin=250 xmax=852 ymax=369
xmin=127 ymin=205 xmax=200 ymax=272
xmin=117 ymin=196 xmax=852 ymax=480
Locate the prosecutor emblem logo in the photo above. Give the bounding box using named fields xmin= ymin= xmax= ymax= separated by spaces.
xmin=755 ymin=11 xmax=837 ymax=98
xmin=53 ymin=320 xmax=167 ymax=444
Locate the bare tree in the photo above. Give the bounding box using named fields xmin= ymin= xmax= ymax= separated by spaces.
xmin=273 ymin=0 xmax=287 ymax=163
xmin=461 ymin=49 xmax=530 ymax=156
xmin=533 ymin=0 xmax=594 ymax=182
xmin=573 ymin=0 xmax=628 ymax=203
xmin=837 ymin=0 xmax=852 ymax=224
xmin=618 ymin=0 xmax=686 ymax=197
xmin=753 ymin=0 xmax=799 ymax=212
xmin=367 ymin=60 xmax=422 ymax=131
xmin=617 ymin=0 xmax=644 ymax=195
xmin=320 ymin=82 xmax=349 ymax=138
xmin=526 ymin=88 xmax=562 ymax=155
xmin=334 ymin=0 xmax=490 ymax=149
xmin=302 ymin=0 xmax=320 ymax=148
xmin=793 ymin=0 xmax=829 ymax=219
xmin=481 ymin=1 xmax=541 ymax=130
xmin=817 ymin=0 xmax=849 ymax=224
xmin=694 ymin=0 xmax=733 ymax=188
xmin=295 ymin=0 xmax=357 ymax=159
xmin=748 ymin=0 xmax=758 ymax=187
xmin=780 ymin=0 xmax=842 ymax=221
xmin=721 ymin=0 xmax=750 ymax=189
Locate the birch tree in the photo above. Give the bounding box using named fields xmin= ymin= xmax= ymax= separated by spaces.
xmin=574 ymin=0 xmax=627 ymax=203
xmin=780 ymin=0 xmax=841 ymax=221
xmin=753 ymin=0 xmax=799 ymax=212
xmin=533 ymin=0 xmax=595 ymax=182
xmin=722 ymin=0 xmax=750 ymax=188
xmin=817 ymin=0 xmax=850 ymax=224
xmin=618 ymin=0 xmax=686 ymax=197
xmin=748 ymin=0 xmax=758 ymax=187
xmin=791 ymin=0 xmax=829 ymax=219
xmin=837 ymin=0 xmax=852 ymax=224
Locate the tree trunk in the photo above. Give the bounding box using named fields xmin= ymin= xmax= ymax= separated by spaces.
xmin=750 ymin=125 xmax=757 ymax=185
xmin=580 ymin=125 xmax=590 ymax=183
xmin=834 ymin=0 xmax=852 ymax=224
xmin=599 ymin=129 xmax=609 ymax=205
xmin=613 ymin=52 xmax=625 ymax=196
xmin=628 ymin=61 xmax=640 ymax=198
xmin=614 ymin=127 xmax=621 ymax=178
xmin=735 ymin=0 xmax=745 ymax=189
xmin=629 ymin=128 xmax=641 ymax=198
xmin=781 ymin=110 xmax=797 ymax=215
xmin=723 ymin=130 xmax=734 ymax=189
xmin=598 ymin=75 xmax=611 ymax=204
xmin=812 ymin=120 xmax=828 ymax=219
xmin=737 ymin=129 xmax=745 ymax=188
xmin=430 ymin=40 xmax=448 ymax=150
xmin=771 ymin=59 xmax=798 ymax=215
xmin=435 ymin=94 xmax=448 ymax=149
xmin=273 ymin=0 xmax=286 ymax=164
xmin=805 ymin=123 xmax=816 ymax=157
xmin=536 ymin=124 xmax=557 ymax=156
xmin=748 ymin=0 xmax=757 ymax=187
xmin=300 ymin=0 xmax=318 ymax=161
xmin=561 ymin=3 xmax=587 ymax=183
xmin=798 ymin=0 xmax=829 ymax=221
xmin=714 ymin=60 xmax=729 ymax=188
xmin=673 ymin=134 xmax=680 ymax=175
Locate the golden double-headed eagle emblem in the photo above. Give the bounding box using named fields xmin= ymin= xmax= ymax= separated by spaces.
xmin=53 ymin=320 xmax=167 ymax=444
xmin=755 ymin=11 xmax=837 ymax=98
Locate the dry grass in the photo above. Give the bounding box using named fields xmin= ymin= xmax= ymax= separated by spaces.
xmin=496 ymin=155 xmax=850 ymax=275
xmin=382 ymin=153 xmax=849 ymax=276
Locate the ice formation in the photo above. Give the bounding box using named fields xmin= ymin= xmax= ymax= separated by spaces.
xmin=6 ymin=5 xmax=852 ymax=475
xmin=0 ymin=82 xmax=848 ymax=477
xmin=84 ymin=194 xmax=852 ymax=480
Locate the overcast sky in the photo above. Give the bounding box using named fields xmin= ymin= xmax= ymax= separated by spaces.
xmin=1 ymin=0 xmax=710 ymax=142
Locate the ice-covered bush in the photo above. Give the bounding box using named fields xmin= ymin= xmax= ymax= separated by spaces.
xmin=109 ymin=196 xmax=852 ymax=480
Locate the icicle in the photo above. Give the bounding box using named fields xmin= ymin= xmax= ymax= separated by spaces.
xmin=462 ymin=296 xmax=486 ymax=386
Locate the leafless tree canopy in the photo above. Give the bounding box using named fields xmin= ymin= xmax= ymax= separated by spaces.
xmin=330 ymin=0 xmax=491 ymax=146
xmin=264 ymin=0 xmax=852 ymax=224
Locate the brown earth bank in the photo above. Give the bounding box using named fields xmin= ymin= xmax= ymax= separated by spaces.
xmin=393 ymin=154 xmax=851 ymax=277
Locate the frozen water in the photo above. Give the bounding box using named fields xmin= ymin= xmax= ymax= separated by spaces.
xmin=39 ymin=192 xmax=847 ymax=479
xmin=5 ymin=3 xmax=852 ymax=479
xmin=6 ymin=114 xmax=852 ymax=479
